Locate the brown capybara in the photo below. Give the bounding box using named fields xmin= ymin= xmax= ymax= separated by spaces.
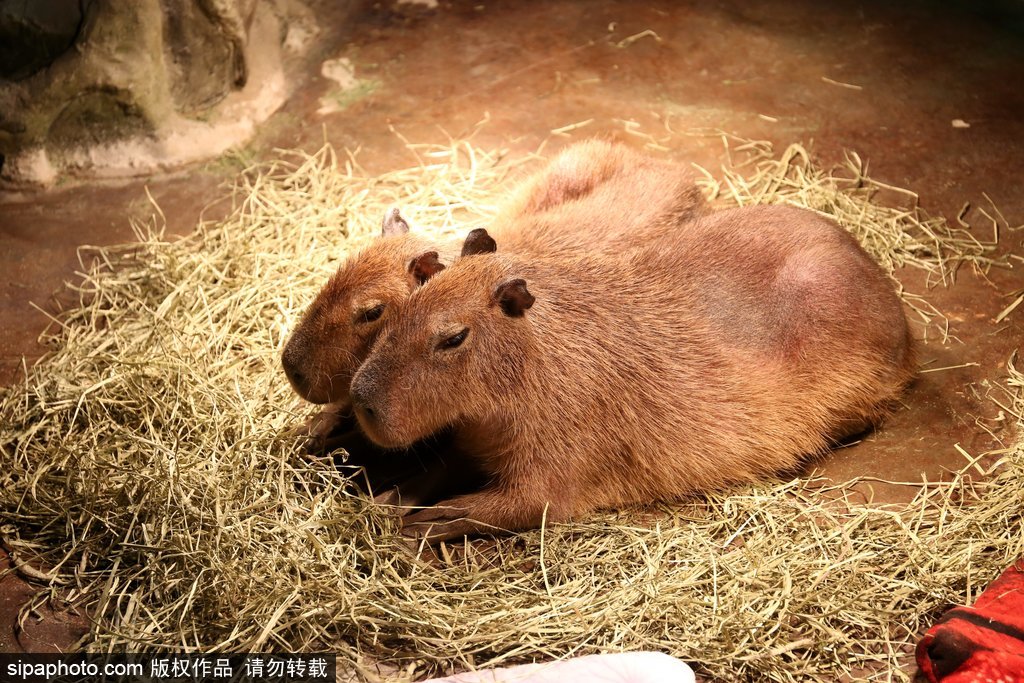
xmin=281 ymin=139 xmax=707 ymax=425
xmin=349 ymin=204 xmax=916 ymax=540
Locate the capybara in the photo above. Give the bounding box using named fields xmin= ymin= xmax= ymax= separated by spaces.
xmin=282 ymin=139 xmax=707 ymax=418
xmin=349 ymin=205 xmax=916 ymax=540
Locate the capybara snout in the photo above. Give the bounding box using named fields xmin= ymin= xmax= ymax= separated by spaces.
xmin=280 ymin=335 xmax=310 ymax=396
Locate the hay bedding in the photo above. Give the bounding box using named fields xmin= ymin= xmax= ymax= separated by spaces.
xmin=1 ymin=137 xmax=1022 ymax=682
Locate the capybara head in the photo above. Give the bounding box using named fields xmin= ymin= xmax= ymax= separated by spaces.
xmin=350 ymin=230 xmax=535 ymax=448
xmin=281 ymin=208 xmax=448 ymax=405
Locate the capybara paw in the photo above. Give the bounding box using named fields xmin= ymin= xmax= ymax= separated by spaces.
xmin=286 ymin=405 xmax=353 ymax=454
xmin=400 ymin=505 xmax=476 ymax=542
xmin=283 ymin=421 xmax=325 ymax=455
xmin=373 ymin=487 xmax=402 ymax=507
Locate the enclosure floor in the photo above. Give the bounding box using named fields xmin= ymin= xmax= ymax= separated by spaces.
xmin=1 ymin=0 xmax=1022 ymax=659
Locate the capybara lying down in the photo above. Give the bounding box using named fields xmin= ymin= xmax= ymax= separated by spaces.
xmin=281 ymin=139 xmax=706 ymax=416
xmin=349 ymin=204 xmax=916 ymax=541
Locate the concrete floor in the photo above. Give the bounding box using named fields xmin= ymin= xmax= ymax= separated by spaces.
xmin=1 ymin=0 xmax=1022 ymax=667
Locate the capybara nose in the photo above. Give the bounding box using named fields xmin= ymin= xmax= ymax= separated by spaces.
xmin=281 ymin=348 xmax=307 ymax=393
xmin=349 ymin=383 xmax=375 ymax=419
xmin=286 ymin=366 xmax=306 ymax=390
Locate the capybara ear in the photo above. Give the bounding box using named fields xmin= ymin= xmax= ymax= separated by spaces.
xmin=409 ymin=251 xmax=446 ymax=285
xmin=493 ymin=278 xmax=535 ymax=317
xmin=461 ymin=228 xmax=497 ymax=256
xmin=382 ymin=207 xmax=410 ymax=237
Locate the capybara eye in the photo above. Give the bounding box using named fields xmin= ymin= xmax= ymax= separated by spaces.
xmin=356 ymin=304 xmax=385 ymax=324
xmin=436 ymin=328 xmax=469 ymax=351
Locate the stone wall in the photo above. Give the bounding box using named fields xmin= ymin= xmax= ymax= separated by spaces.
xmin=0 ymin=0 xmax=288 ymax=186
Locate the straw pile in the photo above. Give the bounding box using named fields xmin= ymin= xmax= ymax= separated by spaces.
xmin=1 ymin=137 xmax=1021 ymax=682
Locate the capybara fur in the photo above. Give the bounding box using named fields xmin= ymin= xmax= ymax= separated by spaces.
xmin=282 ymin=139 xmax=707 ymax=410
xmin=349 ymin=204 xmax=916 ymax=540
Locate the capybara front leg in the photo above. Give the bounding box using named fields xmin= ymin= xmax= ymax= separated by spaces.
xmin=286 ymin=401 xmax=354 ymax=454
xmin=400 ymin=488 xmax=559 ymax=542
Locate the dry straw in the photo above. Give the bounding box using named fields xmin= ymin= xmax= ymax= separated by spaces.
xmin=1 ymin=137 xmax=1020 ymax=682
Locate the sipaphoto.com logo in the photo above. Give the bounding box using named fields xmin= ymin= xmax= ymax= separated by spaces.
xmin=0 ymin=652 xmax=337 ymax=683
xmin=7 ymin=657 xmax=143 ymax=680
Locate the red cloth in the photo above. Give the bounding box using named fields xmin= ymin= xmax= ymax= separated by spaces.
xmin=916 ymin=559 xmax=1024 ymax=682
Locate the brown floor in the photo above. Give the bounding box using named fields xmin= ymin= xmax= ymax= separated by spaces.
xmin=1 ymin=0 xmax=1022 ymax=666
